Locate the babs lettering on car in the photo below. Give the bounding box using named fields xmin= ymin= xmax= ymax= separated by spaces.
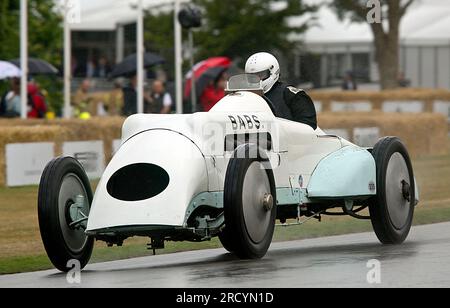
xmin=228 ymin=115 xmax=261 ymax=131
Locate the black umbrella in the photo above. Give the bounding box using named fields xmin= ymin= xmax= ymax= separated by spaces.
xmin=10 ymin=58 xmax=59 ymax=75
xmin=111 ymin=52 xmax=165 ymax=78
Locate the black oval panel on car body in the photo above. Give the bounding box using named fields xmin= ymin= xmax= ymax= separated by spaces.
xmin=107 ymin=163 xmax=170 ymax=202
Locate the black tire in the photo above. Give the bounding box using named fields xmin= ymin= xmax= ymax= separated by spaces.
xmin=223 ymin=145 xmax=277 ymax=259
xmin=218 ymin=228 xmax=236 ymax=253
xmin=38 ymin=157 xmax=94 ymax=272
xmin=369 ymin=137 xmax=415 ymax=244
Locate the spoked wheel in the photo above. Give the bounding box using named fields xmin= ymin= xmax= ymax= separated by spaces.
xmin=223 ymin=145 xmax=276 ymax=259
xmin=369 ymin=137 xmax=415 ymax=244
xmin=38 ymin=157 xmax=94 ymax=272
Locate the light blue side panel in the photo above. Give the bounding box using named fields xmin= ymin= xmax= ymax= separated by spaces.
xmin=308 ymin=146 xmax=376 ymax=198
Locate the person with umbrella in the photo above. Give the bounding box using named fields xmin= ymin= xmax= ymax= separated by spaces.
xmin=122 ymin=75 xmax=153 ymax=117
xmin=184 ymin=57 xmax=231 ymax=113
xmin=0 ymin=78 xmax=21 ymax=118
xmin=0 ymin=61 xmax=22 ymax=118
xmin=199 ymin=70 xmax=227 ymax=112
xmin=111 ymin=52 xmax=165 ymax=116
xmin=7 ymin=58 xmax=58 ymax=119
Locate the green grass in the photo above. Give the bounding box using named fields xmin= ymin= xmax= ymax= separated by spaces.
xmin=3 ymin=206 xmax=450 ymax=275
xmin=1 ymin=154 xmax=450 ymax=275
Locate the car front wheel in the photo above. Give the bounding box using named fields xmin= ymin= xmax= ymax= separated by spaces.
xmin=223 ymin=145 xmax=277 ymax=259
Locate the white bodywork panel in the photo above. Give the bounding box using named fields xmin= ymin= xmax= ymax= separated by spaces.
xmin=87 ymin=130 xmax=208 ymax=231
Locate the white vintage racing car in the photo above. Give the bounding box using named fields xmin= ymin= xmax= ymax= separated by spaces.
xmin=38 ymin=74 xmax=419 ymax=272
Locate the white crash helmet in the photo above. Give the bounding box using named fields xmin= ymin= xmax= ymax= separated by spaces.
xmin=245 ymin=52 xmax=280 ymax=93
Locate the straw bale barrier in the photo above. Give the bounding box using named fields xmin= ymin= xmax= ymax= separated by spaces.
xmin=0 ymin=112 xmax=448 ymax=186
xmin=319 ymin=112 xmax=449 ymax=158
xmin=0 ymin=117 xmax=123 ymax=186
xmin=309 ymin=88 xmax=450 ymax=111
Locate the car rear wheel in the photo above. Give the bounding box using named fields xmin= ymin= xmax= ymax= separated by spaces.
xmin=38 ymin=157 xmax=94 ymax=272
xmin=223 ymin=145 xmax=276 ymax=259
xmin=369 ymin=137 xmax=415 ymax=244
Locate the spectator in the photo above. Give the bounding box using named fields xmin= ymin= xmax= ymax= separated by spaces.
xmin=27 ymin=82 xmax=47 ymax=119
xmin=122 ymin=76 xmax=152 ymax=116
xmin=145 ymin=80 xmax=173 ymax=114
xmin=0 ymin=78 xmax=21 ymax=118
xmin=107 ymin=80 xmax=124 ymax=116
xmin=200 ymin=72 xmax=227 ymax=112
xmin=72 ymin=79 xmax=93 ymax=117
xmin=398 ymin=71 xmax=411 ymax=88
xmin=71 ymin=55 xmax=79 ymax=77
xmin=97 ymin=56 xmax=111 ymax=78
xmin=86 ymin=57 xmax=97 ymax=78
xmin=342 ymin=71 xmax=358 ymax=91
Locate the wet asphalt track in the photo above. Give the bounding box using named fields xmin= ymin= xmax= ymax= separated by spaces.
xmin=1 ymin=222 xmax=450 ymax=288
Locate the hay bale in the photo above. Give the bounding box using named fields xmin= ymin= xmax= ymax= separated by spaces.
xmin=319 ymin=112 xmax=449 ymax=158
xmin=309 ymin=88 xmax=450 ymax=112
xmin=0 ymin=118 xmax=125 ymax=186
xmin=0 ymin=114 xmax=447 ymax=186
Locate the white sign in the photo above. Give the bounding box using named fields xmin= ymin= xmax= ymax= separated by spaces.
xmin=354 ymin=127 xmax=380 ymax=147
xmin=6 ymin=143 xmax=55 ymax=187
xmin=112 ymin=139 xmax=122 ymax=156
xmin=383 ymin=101 xmax=424 ymax=113
xmin=63 ymin=141 xmax=105 ymax=179
xmin=314 ymin=101 xmax=323 ymax=113
xmin=434 ymin=101 xmax=450 ymax=123
xmin=331 ymin=101 xmax=373 ymax=112
xmin=324 ymin=128 xmax=350 ymax=140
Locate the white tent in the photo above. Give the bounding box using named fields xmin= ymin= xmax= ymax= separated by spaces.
xmin=289 ymin=0 xmax=450 ymax=88
xmin=67 ymin=0 xmax=450 ymax=89
xmin=72 ymin=0 xmax=178 ymax=31
xmin=292 ymin=0 xmax=450 ymax=46
xmin=289 ymin=4 xmax=372 ymax=45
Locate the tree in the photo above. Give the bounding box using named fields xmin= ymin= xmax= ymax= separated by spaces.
xmin=144 ymin=11 xmax=182 ymax=81
xmin=0 ymin=0 xmax=63 ymax=112
xmin=330 ymin=0 xmax=416 ymax=89
xmin=0 ymin=0 xmax=63 ymax=63
xmin=144 ymin=0 xmax=316 ymax=73
xmin=193 ymin=0 xmax=316 ymax=62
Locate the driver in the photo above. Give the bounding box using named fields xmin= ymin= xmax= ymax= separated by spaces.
xmin=245 ymin=52 xmax=318 ymax=130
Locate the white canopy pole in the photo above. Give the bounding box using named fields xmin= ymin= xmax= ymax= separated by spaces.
xmin=64 ymin=0 xmax=72 ymax=119
xmin=137 ymin=0 xmax=145 ymax=114
xmin=116 ymin=24 xmax=125 ymax=64
xmin=20 ymin=0 xmax=28 ymax=119
xmin=174 ymin=0 xmax=183 ymax=114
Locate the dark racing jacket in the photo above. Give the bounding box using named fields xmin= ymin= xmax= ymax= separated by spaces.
xmin=265 ymin=81 xmax=318 ymax=130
